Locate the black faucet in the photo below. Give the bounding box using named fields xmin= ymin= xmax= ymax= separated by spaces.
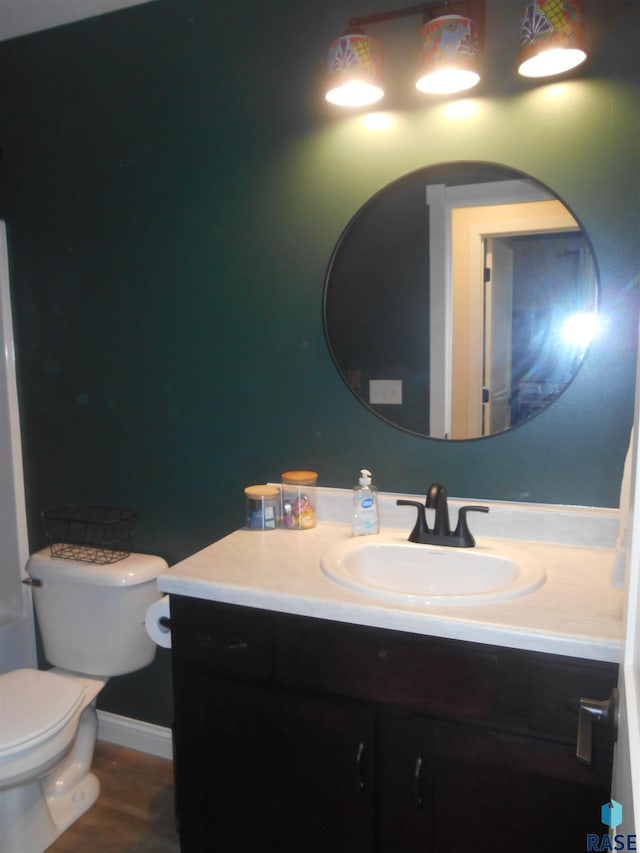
xmin=397 ymin=484 xmax=489 ymax=548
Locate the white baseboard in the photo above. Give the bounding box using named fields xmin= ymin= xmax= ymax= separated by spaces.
xmin=97 ymin=710 xmax=173 ymax=760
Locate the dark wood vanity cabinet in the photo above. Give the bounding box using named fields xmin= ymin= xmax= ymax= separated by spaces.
xmin=170 ymin=595 xmax=618 ymax=853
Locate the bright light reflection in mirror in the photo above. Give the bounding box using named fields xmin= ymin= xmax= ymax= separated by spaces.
xmin=561 ymin=312 xmax=600 ymax=347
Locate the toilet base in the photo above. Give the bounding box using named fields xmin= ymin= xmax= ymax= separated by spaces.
xmin=47 ymin=769 xmax=100 ymax=837
xmin=0 ymin=771 xmax=100 ymax=853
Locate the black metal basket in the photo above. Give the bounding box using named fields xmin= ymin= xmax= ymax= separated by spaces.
xmin=42 ymin=505 xmax=137 ymax=565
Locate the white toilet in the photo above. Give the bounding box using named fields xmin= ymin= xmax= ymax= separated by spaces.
xmin=0 ymin=547 xmax=167 ymax=853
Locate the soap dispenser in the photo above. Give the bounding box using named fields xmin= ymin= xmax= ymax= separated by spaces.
xmin=352 ymin=469 xmax=379 ymax=536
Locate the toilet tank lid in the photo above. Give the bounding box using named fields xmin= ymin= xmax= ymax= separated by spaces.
xmin=27 ymin=549 xmax=168 ymax=587
xmin=0 ymin=668 xmax=85 ymax=756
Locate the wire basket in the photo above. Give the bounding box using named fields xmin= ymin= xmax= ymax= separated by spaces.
xmin=42 ymin=505 xmax=137 ymax=565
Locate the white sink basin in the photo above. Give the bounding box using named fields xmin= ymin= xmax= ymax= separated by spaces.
xmin=321 ymin=534 xmax=546 ymax=606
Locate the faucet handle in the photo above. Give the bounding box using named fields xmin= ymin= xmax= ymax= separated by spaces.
xmin=452 ymin=505 xmax=489 ymax=547
xmin=396 ymin=500 xmax=429 ymax=542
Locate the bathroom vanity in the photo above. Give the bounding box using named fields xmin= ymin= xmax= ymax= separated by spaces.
xmin=159 ymin=490 xmax=623 ymax=853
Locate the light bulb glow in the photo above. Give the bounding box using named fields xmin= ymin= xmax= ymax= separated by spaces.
xmin=416 ymin=68 xmax=480 ymax=96
xmin=325 ymin=80 xmax=384 ymax=107
xmin=518 ymin=47 xmax=587 ymax=78
xmin=443 ymin=98 xmax=479 ymax=119
xmin=360 ymin=112 xmax=396 ymax=131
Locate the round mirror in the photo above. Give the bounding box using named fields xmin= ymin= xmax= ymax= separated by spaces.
xmin=323 ymin=162 xmax=598 ymax=440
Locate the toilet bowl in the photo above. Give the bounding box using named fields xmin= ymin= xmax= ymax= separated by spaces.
xmin=0 ymin=668 xmax=105 ymax=853
xmin=0 ymin=548 xmax=167 ymax=853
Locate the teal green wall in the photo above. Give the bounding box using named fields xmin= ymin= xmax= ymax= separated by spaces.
xmin=0 ymin=0 xmax=638 ymax=726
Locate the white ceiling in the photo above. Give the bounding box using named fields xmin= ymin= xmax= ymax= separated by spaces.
xmin=0 ymin=0 xmax=154 ymax=41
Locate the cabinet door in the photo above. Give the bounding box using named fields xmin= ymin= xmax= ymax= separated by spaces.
xmin=378 ymin=709 xmax=434 ymax=853
xmin=379 ymin=710 xmax=612 ymax=853
xmin=174 ymin=671 xmax=375 ymax=853
xmin=429 ymin=718 xmax=610 ymax=853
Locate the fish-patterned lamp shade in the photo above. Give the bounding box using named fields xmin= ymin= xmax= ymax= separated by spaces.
xmin=416 ymin=15 xmax=480 ymax=95
xmin=325 ymin=33 xmax=384 ymax=107
xmin=518 ymin=0 xmax=587 ymax=78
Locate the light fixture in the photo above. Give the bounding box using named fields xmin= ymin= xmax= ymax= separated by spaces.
xmin=518 ymin=0 xmax=587 ymax=79
xmin=416 ymin=14 xmax=480 ymax=95
xmin=325 ymin=30 xmax=384 ymax=107
xmin=324 ymin=1 xmax=484 ymax=109
xmin=324 ymin=0 xmax=589 ymax=109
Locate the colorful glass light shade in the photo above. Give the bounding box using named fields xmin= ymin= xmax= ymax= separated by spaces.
xmin=325 ymin=32 xmax=384 ymax=107
xmin=416 ymin=15 xmax=480 ymax=96
xmin=518 ymin=0 xmax=587 ymax=78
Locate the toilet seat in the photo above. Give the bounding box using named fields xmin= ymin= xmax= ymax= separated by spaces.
xmin=0 ymin=668 xmax=85 ymax=757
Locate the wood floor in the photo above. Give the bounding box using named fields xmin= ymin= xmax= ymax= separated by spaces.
xmin=48 ymin=740 xmax=180 ymax=852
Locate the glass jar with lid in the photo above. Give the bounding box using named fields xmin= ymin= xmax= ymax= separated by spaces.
xmin=244 ymin=485 xmax=280 ymax=530
xmin=281 ymin=471 xmax=318 ymax=530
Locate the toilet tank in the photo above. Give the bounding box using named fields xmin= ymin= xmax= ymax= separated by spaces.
xmin=26 ymin=548 xmax=168 ymax=677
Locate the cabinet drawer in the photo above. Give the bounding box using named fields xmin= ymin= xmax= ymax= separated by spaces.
xmin=277 ymin=615 xmax=496 ymax=720
xmin=170 ymin=596 xmax=275 ymax=679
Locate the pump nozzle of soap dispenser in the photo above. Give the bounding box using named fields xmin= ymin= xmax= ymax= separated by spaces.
xmin=359 ymin=469 xmax=372 ymax=487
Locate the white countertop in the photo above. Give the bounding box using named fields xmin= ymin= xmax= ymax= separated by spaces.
xmin=158 ymin=489 xmax=625 ymax=664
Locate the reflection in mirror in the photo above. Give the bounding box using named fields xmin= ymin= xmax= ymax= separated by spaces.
xmin=323 ymin=162 xmax=598 ymax=440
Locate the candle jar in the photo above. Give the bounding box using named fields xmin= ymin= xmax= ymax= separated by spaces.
xmin=244 ymin=485 xmax=280 ymax=530
xmin=281 ymin=471 xmax=318 ymax=530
